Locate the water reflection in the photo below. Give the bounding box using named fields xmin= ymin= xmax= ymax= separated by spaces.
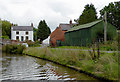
xmin=1 ymin=53 xmax=97 ymax=80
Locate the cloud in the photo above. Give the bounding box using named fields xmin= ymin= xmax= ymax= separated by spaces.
xmin=0 ymin=0 xmax=119 ymax=32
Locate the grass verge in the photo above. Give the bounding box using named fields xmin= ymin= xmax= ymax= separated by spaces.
xmin=23 ymin=47 xmax=118 ymax=80
xmin=57 ymin=41 xmax=118 ymax=51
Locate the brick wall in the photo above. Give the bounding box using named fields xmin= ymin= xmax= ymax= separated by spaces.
xmin=50 ymin=27 xmax=66 ymax=47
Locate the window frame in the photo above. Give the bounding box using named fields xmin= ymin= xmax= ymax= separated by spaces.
xmin=26 ymin=31 xmax=29 ymax=35
xmin=26 ymin=36 xmax=29 ymax=40
xmin=16 ymin=36 xmax=19 ymax=40
xmin=16 ymin=31 xmax=19 ymax=35
xmin=21 ymin=36 xmax=24 ymax=41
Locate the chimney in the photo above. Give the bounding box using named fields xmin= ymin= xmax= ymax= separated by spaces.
xmin=69 ymin=20 xmax=72 ymax=24
xmin=31 ymin=23 xmax=33 ymax=27
xmin=11 ymin=23 xmax=13 ymax=26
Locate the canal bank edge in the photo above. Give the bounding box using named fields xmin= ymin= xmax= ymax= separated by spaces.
xmin=23 ymin=53 xmax=114 ymax=81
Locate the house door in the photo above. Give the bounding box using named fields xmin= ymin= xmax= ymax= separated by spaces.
xmin=21 ymin=36 xmax=24 ymax=41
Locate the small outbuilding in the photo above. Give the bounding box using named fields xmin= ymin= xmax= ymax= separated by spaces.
xmin=65 ymin=20 xmax=117 ymax=46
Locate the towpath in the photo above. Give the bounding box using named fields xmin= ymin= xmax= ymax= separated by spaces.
xmin=37 ymin=46 xmax=118 ymax=53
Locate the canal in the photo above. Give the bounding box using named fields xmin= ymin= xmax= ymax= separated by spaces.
xmin=0 ymin=52 xmax=98 ymax=80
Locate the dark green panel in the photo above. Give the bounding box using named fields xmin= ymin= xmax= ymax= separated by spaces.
xmin=65 ymin=20 xmax=117 ymax=46
xmin=91 ymin=21 xmax=117 ymax=42
xmin=65 ymin=28 xmax=91 ymax=46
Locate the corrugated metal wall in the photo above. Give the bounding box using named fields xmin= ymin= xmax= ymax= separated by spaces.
xmin=65 ymin=21 xmax=117 ymax=46
xmin=91 ymin=21 xmax=117 ymax=42
xmin=65 ymin=28 xmax=91 ymax=46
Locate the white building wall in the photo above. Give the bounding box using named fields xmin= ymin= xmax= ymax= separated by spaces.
xmin=11 ymin=31 xmax=16 ymax=40
xmin=11 ymin=29 xmax=33 ymax=41
xmin=29 ymin=31 xmax=33 ymax=41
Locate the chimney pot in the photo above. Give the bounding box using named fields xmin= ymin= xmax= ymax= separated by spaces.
xmin=11 ymin=23 xmax=13 ymax=26
xmin=31 ymin=23 xmax=33 ymax=27
xmin=70 ymin=20 xmax=72 ymax=24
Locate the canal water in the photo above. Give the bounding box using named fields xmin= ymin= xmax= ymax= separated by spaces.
xmin=0 ymin=52 xmax=97 ymax=80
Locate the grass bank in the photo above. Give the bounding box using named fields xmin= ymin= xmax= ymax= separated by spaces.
xmin=0 ymin=45 xmax=2 ymax=50
xmin=2 ymin=44 xmax=26 ymax=54
xmin=57 ymin=46 xmax=90 ymax=50
xmin=23 ymin=47 xmax=118 ymax=80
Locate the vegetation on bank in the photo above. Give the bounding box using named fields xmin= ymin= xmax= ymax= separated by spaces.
xmin=26 ymin=41 xmax=41 ymax=47
xmin=2 ymin=44 xmax=26 ymax=54
xmin=57 ymin=46 xmax=89 ymax=49
xmin=99 ymin=41 xmax=118 ymax=51
xmin=23 ymin=47 xmax=118 ymax=80
xmin=0 ymin=36 xmax=10 ymax=39
xmin=57 ymin=41 xmax=118 ymax=51
xmin=0 ymin=45 xmax=2 ymax=50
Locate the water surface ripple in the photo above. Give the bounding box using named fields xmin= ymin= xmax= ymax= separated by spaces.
xmin=0 ymin=53 xmax=97 ymax=80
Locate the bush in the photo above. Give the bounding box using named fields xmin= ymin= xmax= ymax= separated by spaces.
xmin=100 ymin=41 xmax=118 ymax=51
xmin=2 ymin=44 xmax=26 ymax=54
xmin=0 ymin=36 xmax=9 ymax=39
xmin=26 ymin=41 xmax=40 ymax=47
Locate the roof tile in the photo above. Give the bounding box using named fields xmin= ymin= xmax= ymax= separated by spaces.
xmin=12 ymin=26 xmax=33 ymax=31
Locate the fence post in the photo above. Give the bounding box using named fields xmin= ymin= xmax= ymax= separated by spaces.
xmin=97 ymin=39 xmax=100 ymax=59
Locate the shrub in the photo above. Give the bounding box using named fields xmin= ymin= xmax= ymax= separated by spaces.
xmin=2 ymin=44 xmax=26 ymax=54
xmin=0 ymin=36 xmax=9 ymax=39
xmin=26 ymin=41 xmax=40 ymax=47
xmin=99 ymin=41 xmax=118 ymax=51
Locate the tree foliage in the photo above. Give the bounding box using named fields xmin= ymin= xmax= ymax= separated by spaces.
xmin=37 ymin=20 xmax=51 ymax=43
xmin=100 ymin=1 xmax=120 ymax=30
xmin=33 ymin=27 xmax=38 ymax=41
xmin=78 ymin=4 xmax=97 ymax=25
xmin=2 ymin=20 xmax=12 ymax=39
xmin=0 ymin=19 xmax=2 ymax=36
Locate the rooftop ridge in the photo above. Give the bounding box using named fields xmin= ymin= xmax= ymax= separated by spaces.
xmin=12 ymin=26 xmax=32 ymax=27
xmin=66 ymin=20 xmax=103 ymax=32
xmin=12 ymin=26 xmax=33 ymax=31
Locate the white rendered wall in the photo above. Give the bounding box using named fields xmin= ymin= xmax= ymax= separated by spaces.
xmin=28 ymin=31 xmax=33 ymax=41
xmin=11 ymin=29 xmax=33 ymax=41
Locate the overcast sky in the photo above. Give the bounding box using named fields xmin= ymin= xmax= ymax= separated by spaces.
xmin=0 ymin=0 xmax=119 ymax=32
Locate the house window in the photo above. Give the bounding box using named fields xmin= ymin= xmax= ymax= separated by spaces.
xmin=26 ymin=36 xmax=28 ymax=40
xmin=26 ymin=32 xmax=28 ymax=35
xmin=16 ymin=31 xmax=19 ymax=34
xmin=16 ymin=36 xmax=19 ymax=40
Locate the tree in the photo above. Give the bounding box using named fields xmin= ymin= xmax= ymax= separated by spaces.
xmin=2 ymin=20 xmax=12 ymax=39
xmin=33 ymin=27 xmax=38 ymax=41
xmin=78 ymin=4 xmax=97 ymax=25
xmin=100 ymin=1 xmax=120 ymax=30
xmin=37 ymin=20 xmax=51 ymax=43
xmin=0 ymin=19 xmax=2 ymax=37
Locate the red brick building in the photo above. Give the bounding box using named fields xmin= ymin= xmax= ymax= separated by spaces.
xmin=50 ymin=20 xmax=77 ymax=47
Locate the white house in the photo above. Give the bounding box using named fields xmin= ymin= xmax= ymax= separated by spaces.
xmin=11 ymin=23 xmax=34 ymax=42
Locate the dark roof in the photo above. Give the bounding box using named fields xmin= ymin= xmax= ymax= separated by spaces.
xmin=12 ymin=26 xmax=33 ymax=31
xmin=66 ymin=20 xmax=102 ymax=32
xmin=60 ymin=23 xmax=77 ymax=31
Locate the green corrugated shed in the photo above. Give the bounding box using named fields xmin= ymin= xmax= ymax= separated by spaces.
xmin=65 ymin=20 xmax=117 ymax=46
